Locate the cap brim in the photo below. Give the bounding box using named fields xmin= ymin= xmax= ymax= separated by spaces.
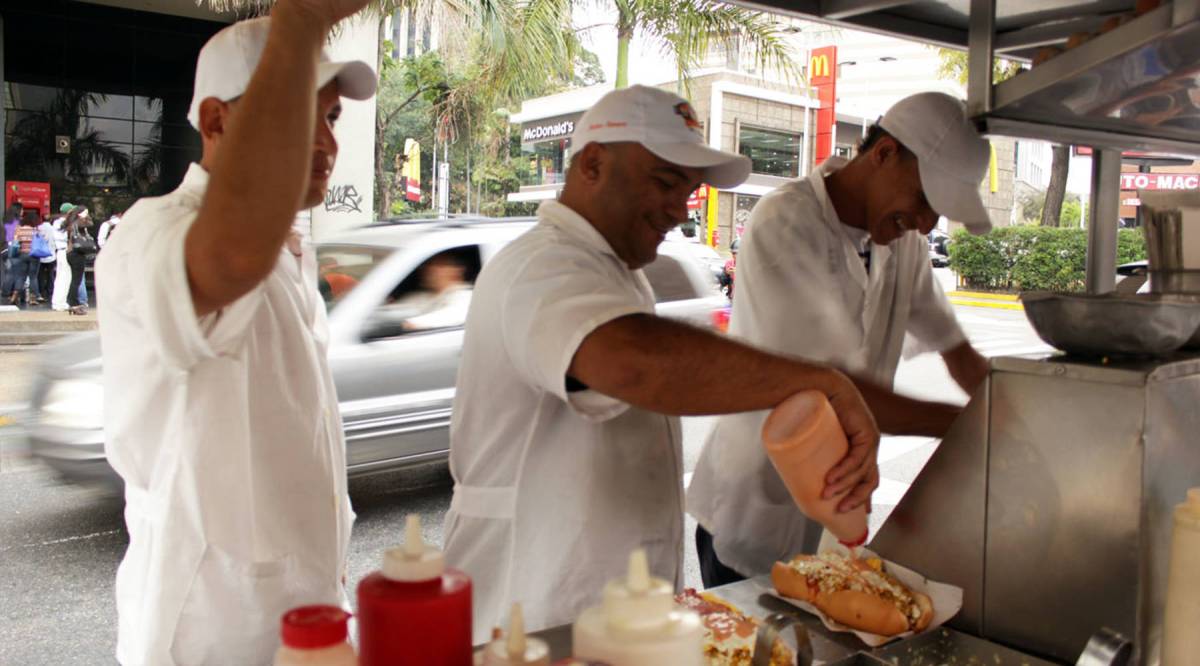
xmin=318 ymin=60 xmax=377 ymax=101
xmin=919 ymin=160 xmax=992 ymax=235
xmin=642 ymin=142 xmax=751 ymax=189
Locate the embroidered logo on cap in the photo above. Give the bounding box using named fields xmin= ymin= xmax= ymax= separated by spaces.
xmin=674 ymin=102 xmax=702 ymax=134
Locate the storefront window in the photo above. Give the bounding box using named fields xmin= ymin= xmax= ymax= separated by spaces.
xmin=739 ymin=126 xmax=801 ymax=177
xmin=519 ymin=139 xmax=571 ymax=187
xmin=3 ymin=4 xmax=217 ymax=218
xmin=734 ymin=194 xmax=759 ymax=240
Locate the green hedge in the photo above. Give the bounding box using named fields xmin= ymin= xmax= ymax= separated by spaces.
xmin=947 ymin=226 xmax=1146 ymax=292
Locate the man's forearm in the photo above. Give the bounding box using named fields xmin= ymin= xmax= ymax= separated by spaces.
xmin=187 ymin=5 xmax=327 ymax=312
xmin=569 ymin=314 xmax=845 ymax=416
xmin=849 ymin=378 xmax=960 ymax=437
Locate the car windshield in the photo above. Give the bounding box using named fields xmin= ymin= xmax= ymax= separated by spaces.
xmin=316 ymin=244 xmax=391 ymax=309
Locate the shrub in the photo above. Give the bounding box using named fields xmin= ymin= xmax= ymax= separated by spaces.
xmin=947 ymin=226 xmax=1146 ymax=292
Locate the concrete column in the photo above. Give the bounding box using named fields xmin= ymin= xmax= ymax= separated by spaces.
xmin=1 ymin=14 xmax=6 ymax=187
xmin=309 ymin=13 xmax=379 ymax=241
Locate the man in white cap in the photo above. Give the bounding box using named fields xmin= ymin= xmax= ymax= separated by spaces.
xmin=444 ymin=85 xmax=961 ymax=639
xmin=94 ymin=1 xmax=375 ymax=663
xmin=688 ymin=91 xmax=992 ymax=587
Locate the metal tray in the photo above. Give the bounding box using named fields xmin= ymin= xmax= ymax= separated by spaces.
xmin=871 ymin=628 xmax=1062 ymax=665
xmin=1022 ymin=291 xmax=1200 ymax=357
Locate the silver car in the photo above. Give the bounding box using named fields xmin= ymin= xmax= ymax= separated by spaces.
xmin=25 ymin=216 xmax=728 ymax=490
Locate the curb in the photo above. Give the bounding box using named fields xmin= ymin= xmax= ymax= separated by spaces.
xmin=949 ymin=297 xmax=1025 ymax=311
xmin=946 ymin=291 xmax=1020 ymax=302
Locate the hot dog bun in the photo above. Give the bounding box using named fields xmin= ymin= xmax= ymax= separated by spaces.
xmin=771 ymin=554 xmax=934 ymax=637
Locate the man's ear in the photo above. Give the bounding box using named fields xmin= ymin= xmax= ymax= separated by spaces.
xmin=197 ymin=97 xmax=230 ymax=142
xmin=573 ymin=142 xmax=608 ymax=185
xmin=871 ymin=135 xmax=906 ymax=167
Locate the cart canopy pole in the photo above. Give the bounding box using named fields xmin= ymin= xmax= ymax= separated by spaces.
xmin=1086 ymin=148 xmax=1121 ymax=294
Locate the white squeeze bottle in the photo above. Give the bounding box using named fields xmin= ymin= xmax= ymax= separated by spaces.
xmin=475 ymin=603 xmax=551 ymax=666
xmin=571 ymin=549 xmax=704 ymax=666
xmin=1162 ymin=488 xmax=1200 ymax=665
xmin=273 ymin=605 xmax=358 ymax=666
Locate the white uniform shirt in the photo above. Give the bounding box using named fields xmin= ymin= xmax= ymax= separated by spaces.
xmin=96 ymin=164 xmax=353 ymax=666
xmin=443 ymin=200 xmax=685 ymax=642
xmin=687 ymin=157 xmax=965 ymax=577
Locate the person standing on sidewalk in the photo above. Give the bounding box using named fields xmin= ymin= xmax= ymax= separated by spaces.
xmin=50 ymin=204 xmax=75 ymax=311
xmin=7 ymin=211 xmax=39 ymax=307
xmin=36 ymin=215 xmax=57 ymax=303
xmin=688 ymin=92 xmax=992 ymax=588
xmin=64 ymin=213 xmax=95 ymax=315
xmin=98 ymin=212 xmax=121 ymax=248
xmin=95 ymin=2 xmax=376 ymax=663
xmin=1 ymin=204 xmax=21 ymax=301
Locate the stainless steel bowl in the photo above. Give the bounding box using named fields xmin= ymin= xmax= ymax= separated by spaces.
xmin=1021 ymin=292 xmax=1200 ymax=357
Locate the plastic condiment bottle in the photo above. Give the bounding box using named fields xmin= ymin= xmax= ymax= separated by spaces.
xmin=475 ymin=603 xmax=551 ymax=666
xmin=762 ymin=390 xmax=869 ymax=547
xmin=1162 ymin=488 xmax=1200 ymax=665
xmin=572 ymin=549 xmax=704 ymax=666
xmin=274 ymin=605 xmax=358 ymax=666
xmin=357 ymin=514 xmax=473 ymax=666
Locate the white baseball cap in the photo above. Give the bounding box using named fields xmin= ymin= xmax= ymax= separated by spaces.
xmin=187 ymin=17 xmax=377 ymax=130
xmin=571 ymin=85 xmax=751 ymax=189
xmin=879 ymin=92 xmax=992 ymax=234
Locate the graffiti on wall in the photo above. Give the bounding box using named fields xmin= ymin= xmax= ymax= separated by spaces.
xmin=324 ymin=184 xmax=363 ymax=213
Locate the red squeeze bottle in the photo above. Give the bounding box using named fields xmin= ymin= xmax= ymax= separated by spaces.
xmin=357 ymin=514 xmax=473 ymax=666
xmin=762 ymin=390 xmax=869 ymax=548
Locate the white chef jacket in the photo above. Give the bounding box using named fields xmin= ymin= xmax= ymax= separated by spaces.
xmin=443 ymin=200 xmax=685 ymax=643
xmin=96 ymin=164 xmax=353 ymax=666
xmin=687 ymin=157 xmax=965 ymax=577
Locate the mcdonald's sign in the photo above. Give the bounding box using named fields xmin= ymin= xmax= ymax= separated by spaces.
xmin=810 ymin=45 xmax=837 ymax=165
xmin=809 ymin=54 xmax=831 ymax=79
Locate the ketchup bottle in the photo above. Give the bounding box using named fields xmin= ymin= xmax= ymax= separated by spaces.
xmin=762 ymin=390 xmax=869 ymax=548
xmin=274 ymin=605 xmax=357 ymax=666
xmin=357 ymin=514 xmax=473 ymax=665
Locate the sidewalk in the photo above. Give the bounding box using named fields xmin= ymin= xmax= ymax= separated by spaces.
xmin=0 ymin=306 xmax=97 ymax=345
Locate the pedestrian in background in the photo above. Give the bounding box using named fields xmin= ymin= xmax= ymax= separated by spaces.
xmin=37 ymin=215 xmax=57 ymax=303
xmin=65 ymin=209 xmax=95 ymax=315
xmin=51 ymin=205 xmax=77 ymax=311
xmin=8 ymin=211 xmax=39 ymax=307
xmin=1 ymin=204 xmax=22 ymax=301
xmin=98 ymin=212 xmax=121 ymax=248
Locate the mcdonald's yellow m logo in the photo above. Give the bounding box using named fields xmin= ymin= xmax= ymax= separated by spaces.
xmin=810 ymin=54 xmax=830 ymax=78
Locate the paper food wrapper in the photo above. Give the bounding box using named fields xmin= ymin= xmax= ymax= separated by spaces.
xmin=767 ymin=546 xmax=964 ymax=648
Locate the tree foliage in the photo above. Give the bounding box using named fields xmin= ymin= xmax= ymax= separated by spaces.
xmin=935 ymin=48 xmax=1023 ymax=86
xmin=948 ymin=226 xmax=1146 ymax=292
xmin=1019 ymin=190 xmax=1083 ymax=227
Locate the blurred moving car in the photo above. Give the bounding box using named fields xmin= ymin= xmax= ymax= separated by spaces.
xmin=25 ymin=216 xmax=728 ymax=490
xmin=929 ymin=229 xmax=950 ymax=268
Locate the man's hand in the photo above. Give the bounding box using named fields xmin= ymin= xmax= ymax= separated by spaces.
xmin=821 ymin=371 xmax=881 ymax=513
xmin=942 ymin=341 xmax=988 ymax=396
xmin=280 ymin=0 xmax=371 ymax=29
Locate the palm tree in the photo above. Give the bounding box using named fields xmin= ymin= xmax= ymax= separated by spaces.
xmin=611 ymin=0 xmax=800 ymax=91
xmin=201 ymin=0 xmax=799 ymax=92
xmin=5 ymin=89 xmax=132 ymax=191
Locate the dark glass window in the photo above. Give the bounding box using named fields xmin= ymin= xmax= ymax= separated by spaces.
xmin=739 ymin=126 xmax=801 ymax=177
xmin=3 ymin=2 xmax=222 ymax=218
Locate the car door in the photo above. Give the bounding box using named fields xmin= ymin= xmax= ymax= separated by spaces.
xmin=644 ymin=249 xmax=726 ymax=329
xmin=334 ymin=244 xmax=481 ymax=471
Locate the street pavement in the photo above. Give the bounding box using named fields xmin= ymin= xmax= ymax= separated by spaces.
xmin=0 ymin=290 xmax=1051 ymax=664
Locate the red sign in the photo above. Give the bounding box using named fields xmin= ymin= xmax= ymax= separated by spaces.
xmin=810 ymin=46 xmax=838 ymax=166
xmin=1120 ymin=172 xmax=1200 ymax=191
xmin=686 ymin=186 xmax=708 ymax=211
xmin=5 ymin=181 xmax=51 ymax=219
xmin=405 ymin=179 xmax=421 ymax=202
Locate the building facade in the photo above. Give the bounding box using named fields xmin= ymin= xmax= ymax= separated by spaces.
xmin=2 ymin=0 xmax=378 ymax=240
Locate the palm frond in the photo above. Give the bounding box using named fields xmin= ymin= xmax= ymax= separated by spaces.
xmin=634 ymin=0 xmax=803 ymax=94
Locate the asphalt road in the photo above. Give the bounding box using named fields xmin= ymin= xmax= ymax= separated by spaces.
xmin=0 ymin=297 xmax=1049 ymax=664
